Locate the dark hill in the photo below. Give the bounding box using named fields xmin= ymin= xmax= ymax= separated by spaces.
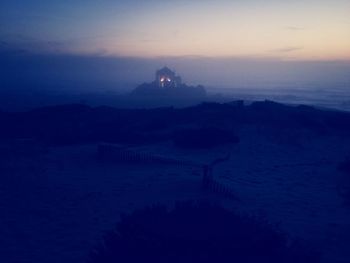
xmin=1 ymin=100 xmax=350 ymax=146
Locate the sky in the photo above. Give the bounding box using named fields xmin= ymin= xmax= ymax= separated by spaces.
xmin=1 ymin=0 xmax=350 ymax=112
xmin=1 ymin=0 xmax=350 ymax=60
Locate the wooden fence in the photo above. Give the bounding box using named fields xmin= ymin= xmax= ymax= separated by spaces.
xmin=97 ymin=144 xmax=238 ymax=200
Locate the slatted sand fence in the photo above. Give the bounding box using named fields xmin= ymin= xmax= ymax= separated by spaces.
xmin=97 ymin=144 xmax=239 ymax=200
xmin=97 ymin=144 xmax=199 ymax=166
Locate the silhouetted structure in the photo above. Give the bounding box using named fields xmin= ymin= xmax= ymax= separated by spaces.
xmin=130 ymin=67 xmax=206 ymax=103
xmin=156 ymin=66 xmax=182 ymax=88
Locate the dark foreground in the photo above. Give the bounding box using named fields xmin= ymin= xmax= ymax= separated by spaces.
xmin=1 ymin=101 xmax=350 ymax=263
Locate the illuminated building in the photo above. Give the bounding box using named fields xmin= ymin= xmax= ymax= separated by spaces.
xmin=156 ymin=66 xmax=182 ymax=88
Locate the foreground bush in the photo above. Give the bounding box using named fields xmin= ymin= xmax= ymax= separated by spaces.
xmin=88 ymin=202 xmax=319 ymax=263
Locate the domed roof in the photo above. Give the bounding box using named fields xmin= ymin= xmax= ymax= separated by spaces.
xmin=156 ymin=66 xmax=175 ymax=75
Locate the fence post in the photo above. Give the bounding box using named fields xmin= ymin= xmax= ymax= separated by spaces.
xmin=202 ymin=165 xmax=213 ymax=190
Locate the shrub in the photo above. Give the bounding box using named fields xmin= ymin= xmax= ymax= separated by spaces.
xmin=88 ymin=201 xmax=319 ymax=263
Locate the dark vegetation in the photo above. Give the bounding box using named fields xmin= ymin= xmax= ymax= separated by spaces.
xmin=173 ymin=127 xmax=239 ymax=148
xmin=338 ymin=159 xmax=350 ymax=174
xmin=88 ymin=201 xmax=320 ymax=263
xmin=0 ymin=100 xmax=350 ymax=147
xmin=337 ymin=159 xmax=350 ymax=203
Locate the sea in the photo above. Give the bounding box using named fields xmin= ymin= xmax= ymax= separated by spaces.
xmin=208 ymin=81 xmax=350 ymax=112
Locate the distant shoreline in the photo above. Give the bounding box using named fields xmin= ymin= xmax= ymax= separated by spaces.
xmin=1 ymin=86 xmax=349 ymax=112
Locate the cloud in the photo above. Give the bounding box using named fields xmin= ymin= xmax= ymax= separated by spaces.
xmin=0 ymin=47 xmax=28 ymax=55
xmin=271 ymin=46 xmax=303 ymax=53
xmin=285 ymin=26 xmax=305 ymax=31
xmin=0 ymin=40 xmax=30 ymax=55
xmin=47 ymin=41 xmax=66 ymax=47
xmin=1 ymin=33 xmax=39 ymax=42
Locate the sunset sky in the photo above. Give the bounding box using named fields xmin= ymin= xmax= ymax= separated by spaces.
xmin=1 ymin=0 xmax=349 ymax=60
